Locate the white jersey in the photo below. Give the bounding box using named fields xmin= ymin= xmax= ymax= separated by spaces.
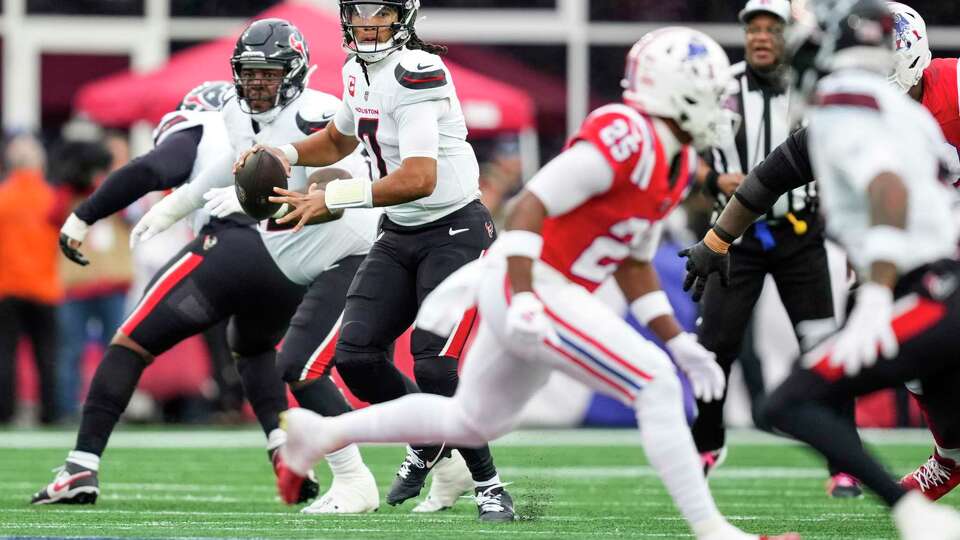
xmin=153 ymin=109 xmax=232 ymax=233
xmin=808 ymin=70 xmax=959 ymax=275
xmin=334 ymin=47 xmax=481 ymax=226
xmin=217 ymin=89 xmax=380 ymax=285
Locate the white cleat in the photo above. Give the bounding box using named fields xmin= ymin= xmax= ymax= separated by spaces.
xmin=301 ymin=469 xmax=380 ymax=514
xmin=412 ymin=450 xmax=474 ymax=512
xmin=280 ymin=408 xmax=338 ymax=477
xmin=894 ymin=491 xmax=960 ymax=540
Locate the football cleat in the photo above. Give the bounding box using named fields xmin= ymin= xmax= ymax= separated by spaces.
xmin=893 ymin=490 xmax=960 ymax=540
xmin=31 ymin=462 xmax=99 ymax=505
xmin=269 ymin=444 xmax=319 ymax=504
xmin=301 ymin=469 xmax=379 ymax=514
xmin=386 ymin=444 xmax=451 ymax=506
xmin=701 ymin=447 xmax=728 ymax=477
xmin=826 ymin=472 xmax=863 ymax=499
xmin=901 ymin=452 xmax=960 ymax=501
xmin=413 ymin=451 xmax=474 ymax=512
xmin=474 ymin=484 xmax=516 ymax=522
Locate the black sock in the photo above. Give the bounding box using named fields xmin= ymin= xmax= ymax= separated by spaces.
xmin=236 ymin=351 xmax=287 ymax=436
xmin=459 ymin=446 xmax=498 ymax=483
xmin=75 ymin=345 xmax=147 ymax=456
xmin=764 ymin=372 xmax=906 ymax=506
xmin=826 ymin=396 xmax=858 ymax=477
xmin=292 ymin=377 xmax=352 ymax=417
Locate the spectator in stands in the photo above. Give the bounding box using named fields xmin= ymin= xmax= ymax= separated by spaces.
xmin=52 ymin=136 xmax=132 ymax=420
xmin=0 ymin=134 xmax=63 ymax=425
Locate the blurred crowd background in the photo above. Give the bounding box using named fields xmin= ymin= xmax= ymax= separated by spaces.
xmin=1 ymin=0 xmax=958 ymax=430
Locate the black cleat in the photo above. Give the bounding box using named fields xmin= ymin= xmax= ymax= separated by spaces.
xmin=827 ymin=473 xmax=863 ymax=499
xmin=31 ymin=462 xmax=99 ymax=505
xmin=270 ymin=446 xmax=319 ymax=504
xmin=386 ymin=444 xmax=450 ymax=506
xmin=475 ymin=484 xmax=515 ymax=522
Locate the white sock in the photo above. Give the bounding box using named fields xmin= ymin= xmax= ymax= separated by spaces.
xmin=936 ymin=445 xmax=960 ymax=464
xmin=66 ymin=450 xmax=100 ymax=472
xmin=327 ymin=393 xmax=487 ymax=448
xmin=325 ymin=443 xmax=365 ymax=477
xmin=474 ymin=474 xmax=501 ymax=490
xmin=636 ymin=378 xmax=722 ymax=533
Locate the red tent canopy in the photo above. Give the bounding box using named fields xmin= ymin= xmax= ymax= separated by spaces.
xmin=74 ymin=2 xmax=535 ymax=136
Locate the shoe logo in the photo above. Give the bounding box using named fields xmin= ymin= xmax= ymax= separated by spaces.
xmin=424 ymin=443 xmax=446 ymax=468
xmin=52 ymin=471 xmax=93 ymax=493
xmin=376 ymin=231 xmax=385 ymax=242
xmin=449 ymin=227 xmax=470 ymax=237
xmin=417 ymin=63 xmax=435 ymax=70
xmin=202 ymin=234 xmax=218 ymax=251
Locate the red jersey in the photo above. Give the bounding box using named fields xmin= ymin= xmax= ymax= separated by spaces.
xmin=922 ymin=57 xmax=960 ymax=149
xmin=539 ymin=104 xmax=697 ymax=291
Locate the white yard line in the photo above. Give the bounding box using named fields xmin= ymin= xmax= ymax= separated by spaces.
xmin=0 ymin=428 xmax=935 ymax=449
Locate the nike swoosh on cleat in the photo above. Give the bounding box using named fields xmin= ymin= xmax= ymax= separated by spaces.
xmin=52 ymin=471 xmax=93 ymax=492
xmin=424 ymin=443 xmax=446 ymax=468
xmin=448 ymin=227 xmax=469 ymax=236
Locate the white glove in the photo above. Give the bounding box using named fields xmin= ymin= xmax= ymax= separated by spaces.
xmin=504 ymin=292 xmax=557 ymax=354
xmin=666 ymin=332 xmax=725 ymax=402
xmin=129 ymin=189 xmax=197 ymax=249
xmin=830 ymin=282 xmax=898 ymax=376
xmin=202 ymin=186 xmax=243 ymax=218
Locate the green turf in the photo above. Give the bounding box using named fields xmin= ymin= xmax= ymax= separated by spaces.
xmin=0 ymin=435 xmax=955 ymax=539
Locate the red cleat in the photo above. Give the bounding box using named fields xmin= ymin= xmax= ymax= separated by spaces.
xmin=760 ymin=534 xmax=801 ymax=540
xmin=826 ymin=472 xmax=863 ymax=498
xmin=274 ymin=450 xmax=307 ymax=505
xmin=901 ymin=452 xmax=960 ymax=501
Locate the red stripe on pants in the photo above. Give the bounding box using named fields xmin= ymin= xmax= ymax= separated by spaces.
xmin=120 ymin=253 xmax=204 ymax=337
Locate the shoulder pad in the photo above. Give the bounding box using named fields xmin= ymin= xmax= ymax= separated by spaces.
xmin=153 ymin=110 xmax=207 ymax=146
xmin=569 ymin=104 xmax=650 ymax=169
xmin=394 ymin=49 xmax=449 ymax=91
xmin=293 ymin=90 xmax=342 ymax=135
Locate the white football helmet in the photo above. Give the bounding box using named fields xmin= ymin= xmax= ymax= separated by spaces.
xmin=887 ymin=2 xmax=931 ymax=92
xmin=621 ymin=27 xmax=733 ymax=150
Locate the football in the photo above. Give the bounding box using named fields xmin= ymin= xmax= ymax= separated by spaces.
xmin=234 ymin=148 xmax=288 ymax=220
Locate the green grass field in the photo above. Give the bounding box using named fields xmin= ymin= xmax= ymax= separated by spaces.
xmin=0 ymin=429 xmax=954 ymax=539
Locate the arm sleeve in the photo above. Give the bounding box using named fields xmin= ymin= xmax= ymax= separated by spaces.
xmin=73 ymin=127 xmax=202 ymax=224
xmin=333 ymin=95 xmax=356 ymax=137
xmin=629 ymin=221 xmax=665 ymax=262
xmin=395 ymin=99 xmax=446 ymax=161
xmin=525 ymin=142 xmax=614 ymax=217
xmin=732 ymin=127 xmax=814 ymax=214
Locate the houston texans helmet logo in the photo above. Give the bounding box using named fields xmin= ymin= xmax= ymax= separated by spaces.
xmin=289 ymin=32 xmax=308 ymax=61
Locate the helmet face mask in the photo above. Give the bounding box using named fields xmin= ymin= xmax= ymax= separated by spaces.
xmin=230 ymin=18 xmax=310 ymax=123
xmin=340 ymin=0 xmax=419 ymax=63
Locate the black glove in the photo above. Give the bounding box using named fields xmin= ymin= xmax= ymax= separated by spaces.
xmin=59 ymin=233 xmax=89 ymax=266
xmin=677 ymin=240 xmax=729 ymax=302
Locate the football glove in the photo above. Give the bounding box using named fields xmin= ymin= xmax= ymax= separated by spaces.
xmin=202 ymin=186 xmax=243 ymax=218
xmin=665 ymin=332 xmax=725 ymax=402
xmin=505 ymin=292 xmax=557 ymax=355
xmin=830 ymin=282 xmax=899 ymax=376
xmin=678 ymin=237 xmax=730 ymax=302
xmin=130 ymin=189 xmax=197 ymax=248
xmin=59 ymin=213 xmax=90 ymax=266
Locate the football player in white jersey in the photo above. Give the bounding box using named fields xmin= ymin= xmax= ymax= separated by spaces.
xmin=241 ymin=1 xmax=511 ymax=520
xmin=122 ymin=19 xmax=396 ymax=514
xmin=271 ymin=25 xmax=801 ymax=540
xmin=31 ymin=82 xmax=326 ymax=505
xmin=680 ymin=1 xmax=960 ymax=538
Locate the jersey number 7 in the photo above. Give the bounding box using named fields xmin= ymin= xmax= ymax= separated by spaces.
xmin=358 ymin=118 xmax=388 ymax=178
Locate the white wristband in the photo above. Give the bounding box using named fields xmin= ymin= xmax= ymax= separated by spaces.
xmin=496 ymin=230 xmax=543 ymax=259
xmin=629 ymin=290 xmax=674 ymax=326
xmin=861 ymin=225 xmax=911 ymax=272
xmin=324 ymin=177 xmax=373 ymax=209
xmin=61 ymin=213 xmax=90 ymax=242
xmin=279 ymin=144 xmax=299 ymax=166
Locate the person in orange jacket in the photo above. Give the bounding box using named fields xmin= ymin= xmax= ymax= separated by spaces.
xmin=0 ymin=134 xmax=63 ymax=425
